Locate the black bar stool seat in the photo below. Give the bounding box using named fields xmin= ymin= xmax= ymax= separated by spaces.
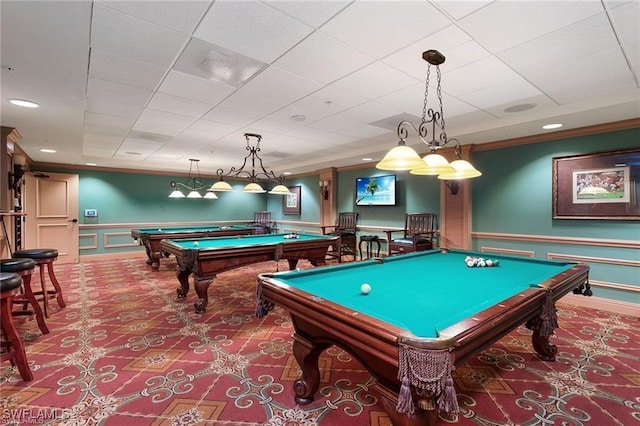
xmin=13 ymin=248 xmax=65 ymax=317
xmin=0 ymin=258 xmax=49 ymax=335
xmin=0 ymin=272 xmax=34 ymax=381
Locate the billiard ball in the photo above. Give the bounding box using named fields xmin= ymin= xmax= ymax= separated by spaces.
xmin=486 ymin=259 xmax=493 ymax=267
xmin=193 ymin=241 xmax=199 ymax=247
xmin=360 ymin=283 xmax=371 ymax=295
xmin=158 ymin=228 xmax=162 ymax=231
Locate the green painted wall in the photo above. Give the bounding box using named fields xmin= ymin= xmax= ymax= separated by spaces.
xmin=471 ymin=127 xmax=640 ymax=303
xmin=472 ymin=128 xmax=639 ymax=238
xmin=78 ymin=170 xmax=266 ymax=224
xmin=337 ymin=168 xmax=440 ymax=229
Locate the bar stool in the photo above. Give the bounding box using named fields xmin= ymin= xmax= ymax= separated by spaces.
xmin=0 ymin=258 xmax=49 ymax=335
xmin=13 ymin=249 xmax=65 ymax=317
xmin=1 ymin=272 xmax=34 ymax=381
xmin=359 ymin=235 xmax=381 ymax=260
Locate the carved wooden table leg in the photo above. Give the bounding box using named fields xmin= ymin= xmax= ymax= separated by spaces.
xmin=193 ymin=275 xmax=214 ymax=313
xmin=292 ymin=333 xmax=330 ymax=405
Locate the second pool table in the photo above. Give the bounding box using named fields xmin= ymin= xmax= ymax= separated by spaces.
xmin=131 ymin=225 xmax=254 ymax=270
xmin=160 ymin=233 xmax=340 ymax=313
xmin=256 ymin=249 xmax=590 ymax=426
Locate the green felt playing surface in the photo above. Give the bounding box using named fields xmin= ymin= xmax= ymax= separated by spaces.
xmin=133 ymin=225 xmax=249 ymax=234
xmin=269 ymin=250 xmax=574 ymax=338
xmin=170 ymin=233 xmax=333 ymax=249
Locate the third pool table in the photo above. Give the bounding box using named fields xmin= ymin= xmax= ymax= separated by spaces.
xmin=256 ymin=249 xmax=590 ymax=426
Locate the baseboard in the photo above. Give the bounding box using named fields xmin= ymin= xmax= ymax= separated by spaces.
xmin=80 ymin=250 xmax=147 ymax=263
xmin=559 ymin=293 xmax=639 ymax=317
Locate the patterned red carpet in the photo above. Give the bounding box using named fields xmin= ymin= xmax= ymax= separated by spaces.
xmin=1 ymin=257 xmax=638 ymax=425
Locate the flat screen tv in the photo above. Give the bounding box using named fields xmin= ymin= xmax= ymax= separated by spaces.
xmin=355 ymin=174 xmax=396 ymax=206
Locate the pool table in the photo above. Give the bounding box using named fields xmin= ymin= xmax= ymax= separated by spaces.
xmin=131 ymin=225 xmax=254 ymax=270
xmin=256 ymin=249 xmax=590 ymax=426
xmin=160 ymin=233 xmax=340 ymax=313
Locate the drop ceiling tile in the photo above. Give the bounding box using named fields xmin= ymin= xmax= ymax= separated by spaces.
xmin=459 ymin=78 xmax=542 ymax=110
xmin=96 ymin=0 xmax=211 ymax=34
xmin=91 ymin=4 xmax=189 ymax=68
xmin=339 ymin=101 xmax=402 ymax=125
xmin=89 ymin=49 xmax=166 ymax=91
xmin=184 ymin=119 xmax=239 ymax=140
xmin=274 ymin=31 xmax=373 ymax=84
xmin=131 ymin=120 xmax=186 ymax=138
xmin=308 ymin=113 xmax=390 ymax=139
xmin=148 ymin=92 xmax=214 ymax=117
xmin=524 ymin=48 xmax=637 ymax=105
xmin=457 ymin=1 xmax=604 ymax=52
xmin=266 ymin=103 xmax=335 ymax=124
xmin=320 ymin=1 xmax=451 ymax=59
xmin=497 ymin=14 xmax=620 ymax=74
xmin=83 ymin=133 xmax=125 ymax=145
xmin=163 ymin=135 xmax=213 ymax=151
xmin=241 ymin=66 xmax=323 ymax=104
xmin=331 ymin=61 xmax=419 ymax=100
xmin=608 ymin=1 xmax=640 ymax=80
xmin=194 ymin=0 xmax=313 ymax=63
xmin=431 ymin=0 xmax=493 ymax=20
xmin=250 ymin=117 xmax=302 ymax=134
xmin=158 ymin=70 xmax=236 ymax=105
xmin=443 ymin=56 xmax=525 ymax=96
xmin=294 ymin=86 xmax=367 ymax=114
xmin=284 ymin=126 xmax=354 ymax=145
xmin=217 ymin=88 xmax=289 ymax=117
xmin=82 ymin=145 xmax=118 ymax=158
xmin=375 ymin=82 xmax=431 ymax=114
xmin=137 ymin=108 xmax=196 ymax=128
xmin=264 ymin=0 xmax=350 ymax=28
xmin=201 ymin=107 xmax=261 ymax=126
xmin=86 ymin=78 xmax=152 ymax=117
xmin=84 ymin=112 xmax=135 ymax=133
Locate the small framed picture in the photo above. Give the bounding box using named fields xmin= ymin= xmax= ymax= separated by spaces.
xmin=282 ymin=186 xmax=301 ymax=215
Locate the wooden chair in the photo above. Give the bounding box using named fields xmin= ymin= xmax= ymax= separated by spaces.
xmin=250 ymin=211 xmax=273 ymax=234
xmin=384 ymin=213 xmax=435 ymax=256
xmin=321 ymin=212 xmax=358 ymax=262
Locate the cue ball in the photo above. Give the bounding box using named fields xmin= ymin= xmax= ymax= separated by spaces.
xmin=360 ymin=283 xmax=371 ymax=295
xmin=193 ymin=241 xmax=199 ymax=246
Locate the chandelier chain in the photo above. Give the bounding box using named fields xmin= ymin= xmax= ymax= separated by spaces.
xmin=422 ymin=65 xmax=431 ymax=122
xmin=436 ymin=66 xmax=446 ymax=136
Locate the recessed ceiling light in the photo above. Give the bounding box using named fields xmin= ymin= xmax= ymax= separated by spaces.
xmin=290 ymin=115 xmax=306 ymax=122
xmin=283 ymin=172 xmax=292 ymax=175
xmin=362 ymin=157 xmax=373 ymax=161
xmin=40 ymin=148 xmax=56 ymax=153
xmin=10 ymin=98 xmax=39 ymax=108
xmin=542 ymin=123 xmax=563 ymax=130
xmin=86 ymin=162 xmax=97 ymax=166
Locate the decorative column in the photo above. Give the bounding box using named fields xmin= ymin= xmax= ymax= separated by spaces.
xmin=318 ymin=167 xmax=336 ymax=229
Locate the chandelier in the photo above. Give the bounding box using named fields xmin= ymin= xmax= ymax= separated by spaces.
xmin=209 ymin=133 xmax=290 ymax=195
xmin=376 ymin=50 xmax=481 ymax=186
xmin=169 ymin=158 xmax=218 ymax=199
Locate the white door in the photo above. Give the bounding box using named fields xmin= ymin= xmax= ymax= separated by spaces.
xmin=24 ymin=171 xmax=79 ymax=263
